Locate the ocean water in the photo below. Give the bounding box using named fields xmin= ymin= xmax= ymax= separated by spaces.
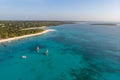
xmin=0 ymin=23 xmax=120 ymax=80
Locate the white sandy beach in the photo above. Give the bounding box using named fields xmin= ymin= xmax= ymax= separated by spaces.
xmin=0 ymin=29 xmax=56 ymax=43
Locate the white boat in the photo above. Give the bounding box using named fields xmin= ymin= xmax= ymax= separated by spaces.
xmin=36 ymin=46 xmax=40 ymax=52
xmin=22 ymin=56 xmax=27 ymax=59
xmin=45 ymin=49 xmax=48 ymax=56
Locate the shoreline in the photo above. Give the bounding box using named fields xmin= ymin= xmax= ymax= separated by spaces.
xmin=0 ymin=29 xmax=56 ymax=43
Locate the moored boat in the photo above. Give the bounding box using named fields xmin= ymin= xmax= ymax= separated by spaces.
xmin=45 ymin=49 xmax=48 ymax=56
xmin=22 ymin=56 xmax=27 ymax=59
xmin=36 ymin=46 xmax=40 ymax=52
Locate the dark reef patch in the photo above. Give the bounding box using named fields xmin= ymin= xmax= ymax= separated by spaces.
xmin=70 ymin=67 xmax=105 ymax=80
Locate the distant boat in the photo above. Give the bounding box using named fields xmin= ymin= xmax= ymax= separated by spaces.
xmin=22 ymin=56 xmax=27 ymax=59
xmin=36 ymin=46 xmax=40 ymax=52
xmin=45 ymin=49 xmax=48 ymax=56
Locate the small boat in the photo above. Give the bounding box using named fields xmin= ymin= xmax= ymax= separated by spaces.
xmin=36 ymin=46 xmax=40 ymax=52
xmin=45 ymin=49 xmax=48 ymax=56
xmin=22 ymin=56 xmax=27 ymax=59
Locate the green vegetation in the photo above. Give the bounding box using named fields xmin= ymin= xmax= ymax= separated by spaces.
xmin=0 ymin=21 xmax=72 ymax=39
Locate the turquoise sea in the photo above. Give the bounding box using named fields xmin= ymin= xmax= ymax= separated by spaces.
xmin=0 ymin=23 xmax=120 ymax=80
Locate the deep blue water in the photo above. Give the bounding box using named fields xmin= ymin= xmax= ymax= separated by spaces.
xmin=0 ymin=23 xmax=120 ymax=80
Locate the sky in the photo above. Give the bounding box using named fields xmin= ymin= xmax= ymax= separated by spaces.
xmin=0 ymin=0 xmax=120 ymax=21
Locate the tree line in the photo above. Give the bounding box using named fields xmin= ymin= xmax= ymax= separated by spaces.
xmin=0 ymin=21 xmax=73 ymax=39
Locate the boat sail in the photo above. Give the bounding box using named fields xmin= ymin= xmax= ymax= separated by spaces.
xmin=36 ymin=46 xmax=40 ymax=53
xmin=45 ymin=49 xmax=48 ymax=56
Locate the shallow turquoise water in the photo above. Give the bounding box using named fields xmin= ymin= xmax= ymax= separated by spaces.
xmin=0 ymin=23 xmax=120 ymax=80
